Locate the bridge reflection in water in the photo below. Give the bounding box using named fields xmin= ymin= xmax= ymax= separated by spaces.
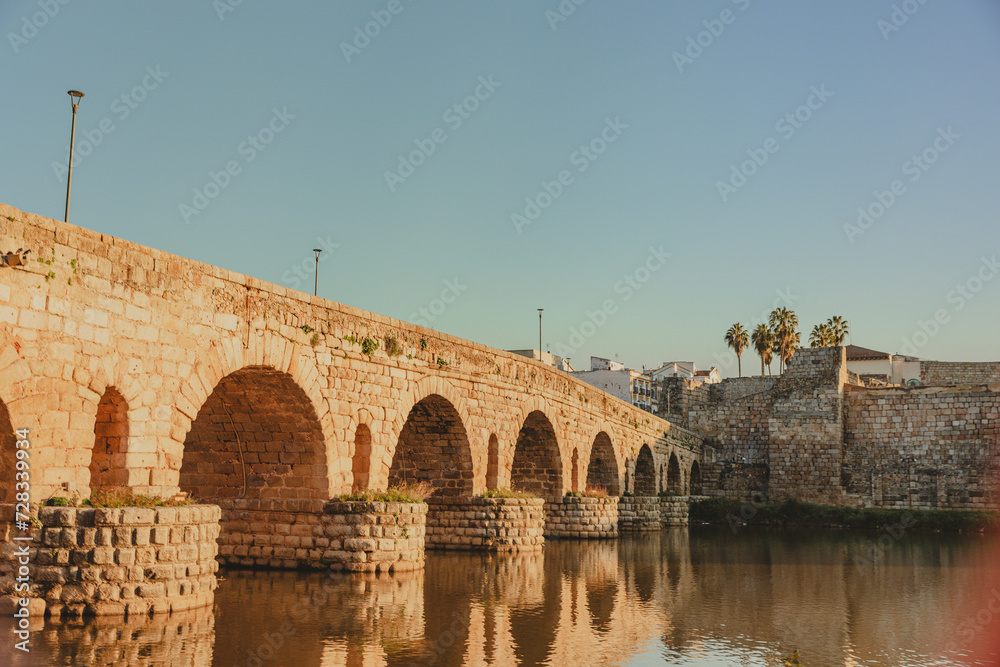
xmin=4 ymin=528 xmax=999 ymax=666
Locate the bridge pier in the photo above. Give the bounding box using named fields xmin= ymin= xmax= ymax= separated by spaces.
xmin=424 ymin=496 xmax=544 ymax=552
xmin=543 ymin=496 xmax=619 ymax=538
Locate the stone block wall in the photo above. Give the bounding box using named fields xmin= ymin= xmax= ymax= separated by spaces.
xmin=543 ymin=496 xmax=618 ymax=538
xmin=424 ymin=496 xmax=544 ymax=552
xmin=921 ymin=362 xmax=1000 ymax=386
xmin=215 ymin=498 xmax=425 ymax=573
xmin=618 ymin=496 xmax=661 ymax=531
xmin=660 ymin=496 xmax=695 ymax=526
xmin=842 ymin=385 xmax=1000 ymax=510
xmin=0 ymin=503 xmax=220 ymax=617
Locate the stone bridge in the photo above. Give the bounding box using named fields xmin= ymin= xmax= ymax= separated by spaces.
xmin=0 ymin=204 xmax=702 ymax=554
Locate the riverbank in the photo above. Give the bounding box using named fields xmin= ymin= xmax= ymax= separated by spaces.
xmin=690 ymin=498 xmax=1000 ymax=532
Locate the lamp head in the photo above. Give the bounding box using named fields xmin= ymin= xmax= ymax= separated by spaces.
xmin=68 ymin=90 xmax=84 ymax=106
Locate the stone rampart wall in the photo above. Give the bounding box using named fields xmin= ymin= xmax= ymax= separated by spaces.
xmin=920 ymin=362 xmax=1000 ymax=386
xmin=842 ymin=385 xmax=1000 ymax=510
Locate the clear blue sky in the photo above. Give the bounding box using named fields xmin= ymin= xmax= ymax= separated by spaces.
xmin=3 ymin=1 xmax=999 ymax=376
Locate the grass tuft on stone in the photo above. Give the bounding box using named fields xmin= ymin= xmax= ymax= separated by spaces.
xmin=338 ymin=482 xmax=433 ymax=503
xmin=481 ymin=487 xmax=536 ymax=499
xmin=45 ymin=488 xmax=192 ymax=508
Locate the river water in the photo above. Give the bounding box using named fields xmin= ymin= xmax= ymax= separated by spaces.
xmin=4 ymin=527 xmax=1000 ymax=666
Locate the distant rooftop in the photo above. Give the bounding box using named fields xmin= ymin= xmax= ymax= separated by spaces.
xmin=845 ymin=344 xmax=891 ymax=361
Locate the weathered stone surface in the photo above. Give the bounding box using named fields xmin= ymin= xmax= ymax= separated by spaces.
xmin=0 ymin=504 xmax=220 ymax=617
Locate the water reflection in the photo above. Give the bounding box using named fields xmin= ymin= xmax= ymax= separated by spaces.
xmin=2 ymin=528 xmax=998 ymax=666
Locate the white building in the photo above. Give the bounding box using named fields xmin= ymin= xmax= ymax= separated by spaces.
xmin=507 ymin=349 xmax=576 ymax=372
xmin=845 ymin=345 xmax=920 ymax=385
xmin=571 ymin=357 xmax=653 ymax=411
xmin=647 ymin=361 xmax=720 ymax=384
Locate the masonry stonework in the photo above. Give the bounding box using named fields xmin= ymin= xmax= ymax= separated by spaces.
xmin=543 ymin=496 xmax=619 ymax=538
xmin=0 ymin=203 xmax=700 ymax=513
xmin=0 ymin=503 xmax=219 ymax=617
xmin=665 ymin=347 xmax=1000 ymax=510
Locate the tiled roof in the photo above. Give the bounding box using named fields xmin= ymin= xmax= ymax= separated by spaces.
xmin=845 ymin=344 xmax=890 ymax=361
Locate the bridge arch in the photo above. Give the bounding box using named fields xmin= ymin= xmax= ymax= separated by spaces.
xmin=374 ymin=375 xmax=478 ymax=493
xmin=689 ymin=460 xmax=703 ymax=495
xmin=0 ymin=398 xmax=16 ymax=503
xmin=174 ymin=333 xmax=340 ymax=498
xmin=89 ymin=386 xmax=130 ymax=491
xmin=388 ymin=393 xmax=475 ymax=496
xmin=634 ymin=444 xmax=656 ymax=496
xmin=179 ymin=365 xmax=329 ymax=500
xmin=511 ymin=409 xmax=563 ymax=497
xmin=586 ymin=431 xmax=620 ymax=496
xmin=666 ymin=452 xmax=682 ymax=494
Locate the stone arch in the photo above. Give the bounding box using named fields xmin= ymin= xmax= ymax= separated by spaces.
xmin=351 ymin=423 xmax=373 ymax=492
xmin=586 ymin=431 xmax=620 ymax=495
xmin=666 ymin=453 xmax=682 ymax=494
xmin=0 ymin=397 xmax=17 ymax=503
xmin=376 ymin=375 xmax=479 ymax=492
xmin=173 ymin=334 xmax=341 ymax=496
xmin=689 ymin=460 xmax=703 ymax=495
xmin=511 ymin=410 xmax=562 ymax=497
xmin=486 ymin=434 xmax=500 ymax=490
xmin=389 ymin=393 xmax=474 ymax=496
xmin=570 ymin=448 xmax=579 ymax=493
xmin=178 ymin=366 xmax=329 ymax=500
xmin=634 ymin=444 xmax=656 ymax=496
xmin=89 ymin=387 xmax=130 ymax=491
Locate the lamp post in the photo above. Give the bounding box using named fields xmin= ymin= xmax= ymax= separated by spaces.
xmin=537 ymin=308 xmax=543 ymax=360
xmin=313 ymin=248 xmax=322 ymax=296
xmin=65 ymin=90 xmax=84 ymax=222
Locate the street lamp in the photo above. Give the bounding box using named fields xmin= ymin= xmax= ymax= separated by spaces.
xmin=313 ymin=248 xmax=322 ymax=296
xmin=537 ymin=308 xmax=543 ymax=359
xmin=65 ymin=90 xmax=84 ymax=222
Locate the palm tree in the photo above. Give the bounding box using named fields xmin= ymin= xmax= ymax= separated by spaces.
xmin=725 ymin=323 xmax=749 ymax=377
xmin=751 ymin=324 xmax=774 ymax=376
xmin=768 ymin=307 xmax=800 ymax=373
xmin=809 ymin=323 xmax=833 ymax=348
xmin=826 ymin=316 xmax=849 ymax=345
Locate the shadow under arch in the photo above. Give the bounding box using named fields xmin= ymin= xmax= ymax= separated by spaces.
xmin=179 ymin=366 xmax=328 ymax=500
xmin=586 ymin=431 xmax=620 ymax=496
xmin=511 ymin=410 xmax=562 ymax=497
